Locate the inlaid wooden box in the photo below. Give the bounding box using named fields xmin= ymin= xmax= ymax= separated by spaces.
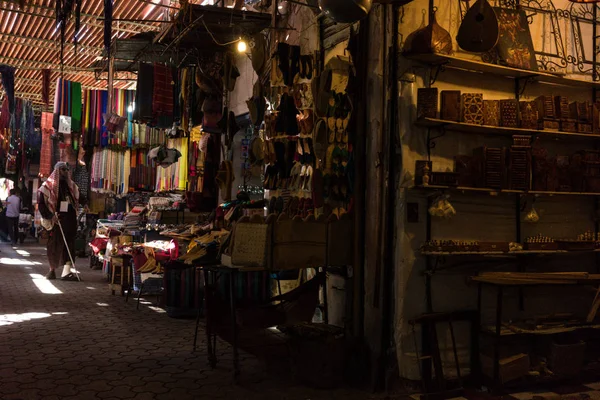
xmin=417 ymin=88 xmax=438 ymax=119
xmin=474 ymin=146 xmax=506 ymax=189
xmin=519 ymin=101 xmax=539 ymax=130
xmin=483 ymin=100 xmax=500 ymax=126
xmin=554 ymin=96 xmax=570 ymax=120
xmin=542 ymin=119 xmax=560 ymax=130
xmin=570 ymin=101 xmax=592 ymax=122
xmin=441 ymin=90 xmax=461 ymax=122
xmin=535 ymin=95 xmax=556 ymax=120
xmin=508 ymin=147 xmax=531 ymax=190
xmin=462 ymin=93 xmax=484 ymax=125
xmin=500 ymin=99 xmax=519 ymax=128
xmin=561 ymin=119 xmax=578 ymax=133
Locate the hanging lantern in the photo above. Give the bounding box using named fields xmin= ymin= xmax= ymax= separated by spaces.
xmin=568 ymin=0 xmax=600 ymax=2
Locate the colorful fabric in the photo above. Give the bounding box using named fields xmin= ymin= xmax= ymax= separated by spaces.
xmin=40 ymin=113 xmax=54 ymax=177
xmin=134 ymin=62 xmax=154 ymax=123
xmin=71 ymin=82 xmax=82 ymax=133
xmin=42 ymin=69 xmax=51 ymax=106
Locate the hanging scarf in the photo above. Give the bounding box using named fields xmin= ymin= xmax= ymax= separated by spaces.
xmin=38 ymin=161 xmax=80 ymax=230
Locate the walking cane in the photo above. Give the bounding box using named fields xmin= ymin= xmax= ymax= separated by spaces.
xmin=54 ymin=212 xmax=81 ymax=282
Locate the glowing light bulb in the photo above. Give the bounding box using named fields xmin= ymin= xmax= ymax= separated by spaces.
xmin=237 ymin=39 xmax=247 ymax=53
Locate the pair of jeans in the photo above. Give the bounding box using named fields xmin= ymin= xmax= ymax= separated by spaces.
xmin=6 ymin=217 xmax=18 ymax=244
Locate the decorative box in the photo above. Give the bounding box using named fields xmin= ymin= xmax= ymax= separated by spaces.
xmin=462 ymin=93 xmax=484 ymax=125
xmin=532 ymin=147 xmax=550 ymax=191
xmin=431 ymin=172 xmax=459 ymax=186
xmin=479 ymin=242 xmax=510 ymax=252
xmin=500 ymin=99 xmax=519 ymax=128
xmin=483 ymin=100 xmax=500 ymax=126
xmin=417 ymin=88 xmax=438 ymax=119
xmin=524 ymin=242 xmax=559 ymax=251
xmin=415 ymin=160 xmax=432 ymax=186
xmin=535 ymin=95 xmax=556 ymax=120
xmin=570 ymin=101 xmax=591 ymax=122
xmin=578 ymin=123 xmax=593 ymax=134
xmin=508 ymin=147 xmax=531 ymax=190
xmin=513 ymin=135 xmax=531 ymax=147
xmin=583 ymin=150 xmax=600 ymax=162
xmin=519 ymin=101 xmax=539 ymax=130
xmin=561 ymin=119 xmax=578 ymax=133
xmin=474 ymin=146 xmax=506 ymax=189
xmin=441 ymin=90 xmax=461 ymax=122
xmin=554 ymin=96 xmax=570 ymax=119
xmin=542 ymin=119 xmax=560 ymax=130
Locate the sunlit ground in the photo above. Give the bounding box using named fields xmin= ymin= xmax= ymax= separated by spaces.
xmin=29 ymin=273 xmax=62 ymax=294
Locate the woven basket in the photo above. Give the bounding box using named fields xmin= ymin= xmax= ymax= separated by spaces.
xmin=231 ymin=222 xmax=271 ymax=268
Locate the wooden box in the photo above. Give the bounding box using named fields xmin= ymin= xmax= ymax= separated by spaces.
xmin=508 ymin=147 xmax=531 ymax=190
xmin=481 ymin=353 xmax=530 ymax=384
xmin=548 ymin=339 xmax=586 ymax=376
xmin=483 ymin=100 xmax=500 ymax=126
xmin=535 ymin=95 xmax=556 ymax=120
xmin=417 ymin=88 xmax=438 ymax=119
xmin=569 ymin=101 xmax=591 ymax=122
xmin=519 ymin=101 xmax=539 ymax=130
xmin=542 ymin=119 xmax=560 ymax=130
xmin=524 ymin=242 xmax=559 ymax=251
xmin=561 ymin=119 xmax=578 ymax=133
xmin=431 ymin=172 xmax=459 ymax=186
xmin=554 ymin=95 xmax=570 ymax=119
xmin=461 ymin=93 xmax=484 ymax=125
xmin=474 ymin=146 xmax=506 ymax=189
xmin=578 ymin=123 xmax=593 ymax=134
xmin=512 ymin=135 xmax=531 ymax=147
xmin=500 ymin=99 xmax=519 ymax=128
xmin=441 ymin=90 xmax=461 ymax=122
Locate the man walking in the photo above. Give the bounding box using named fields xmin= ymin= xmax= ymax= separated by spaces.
xmin=38 ymin=162 xmax=79 ymax=280
xmin=5 ymin=189 xmax=20 ymax=245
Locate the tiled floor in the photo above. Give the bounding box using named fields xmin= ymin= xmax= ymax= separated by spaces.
xmin=0 ymin=242 xmax=370 ymax=400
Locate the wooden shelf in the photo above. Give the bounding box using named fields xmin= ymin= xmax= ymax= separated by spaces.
xmin=422 ymin=250 xmax=598 ymax=257
xmin=483 ymin=323 xmax=600 ymax=336
xmin=405 ymin=53 xmax=600 ymax=89
xmin=412 ymin=184 xmax=600 ymax=197
xmin=415 ymin=117 xmax=600 ymax=141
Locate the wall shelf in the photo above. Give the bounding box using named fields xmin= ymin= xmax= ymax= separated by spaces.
xmin=411 ymin=184 xmax=600 ymax=197
xmin=422 ymin=250 xmax=599 ymax=257
xmin=405 ymin=53 xmax=600 ymax=90
xmin=415 ymin=117 xmax=600 ymax=141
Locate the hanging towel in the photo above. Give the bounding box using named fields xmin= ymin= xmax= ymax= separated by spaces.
xmin=153 ymin=63 xmax=174 ymax=119
xmin=71 ymin=82 xmax=82 ymax=133
xmin=41 ymin=69 xmax=51 ymax=106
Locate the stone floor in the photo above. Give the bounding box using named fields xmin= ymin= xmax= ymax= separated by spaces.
xmin=0 ymin=241 xmax=373 ymax=400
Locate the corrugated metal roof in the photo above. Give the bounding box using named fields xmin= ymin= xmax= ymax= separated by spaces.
xmin=0 ymin=0 xmax=178 ymax=108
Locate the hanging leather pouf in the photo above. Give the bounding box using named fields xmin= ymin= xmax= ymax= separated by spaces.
xmin=319 ymin=0 xmax=372 ymax=23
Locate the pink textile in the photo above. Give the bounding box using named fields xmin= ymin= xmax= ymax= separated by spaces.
xmin=39 ymin=113 xmax=53 ymax=177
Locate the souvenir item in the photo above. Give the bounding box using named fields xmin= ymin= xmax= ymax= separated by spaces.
xmin=500 ymin=99 xmax=519 ymax=128
xmin=417 ymin=88 xmax=438 ymax=119
xmin=456 ymin=0 xmax=499 ymax=53
xmin=462 ymin=93 xmax=484 ymax=125
xmin=483 ymin=100 xmax=500 ymax=126
xmin=494 ymin=7 xmax=538 ymax=71
xmin=441 ymin=90 xmax=461 ymax=121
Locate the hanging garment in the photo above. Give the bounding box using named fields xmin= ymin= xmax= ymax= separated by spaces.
xmin=153 ymin=63 xmax=174 ymax=118
xmin=71 ymin=82 xmax=82 ymax=133
xmin=40 ymin=113 xmax=54 ymax=177
xmin=134 ymin=63 xmax=154 ymax=123
xmin=0 ymin=65 xmax=15 ymax=114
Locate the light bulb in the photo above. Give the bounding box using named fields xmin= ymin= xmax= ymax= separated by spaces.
xmin=237 ymin=39 xmax=247 ymax=53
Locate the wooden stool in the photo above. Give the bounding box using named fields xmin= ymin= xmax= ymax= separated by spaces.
xmin=110 ymin=256 xmax=132 ymax=296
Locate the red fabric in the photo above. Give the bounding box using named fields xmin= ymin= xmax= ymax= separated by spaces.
xmin=89 ymin=238 xmax=108 ymax=254
xmin=152 ymin=63 xmax=173 ymax=117
xmin=40 ymin=113 xmax=53 ymax=177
